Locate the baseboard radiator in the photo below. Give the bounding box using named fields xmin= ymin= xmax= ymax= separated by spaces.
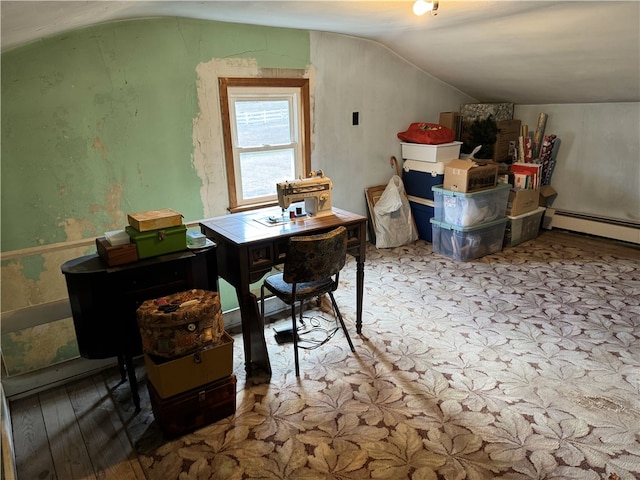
xmin=548 ymin=209 xmax=640 ymax=245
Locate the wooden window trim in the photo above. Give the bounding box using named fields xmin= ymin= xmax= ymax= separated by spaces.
xmin=219 ymin=77 xmax=311 ymax=213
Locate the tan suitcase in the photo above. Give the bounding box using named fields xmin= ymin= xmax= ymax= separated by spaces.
xmin=144 ymin=331 xmax=234 ymax=398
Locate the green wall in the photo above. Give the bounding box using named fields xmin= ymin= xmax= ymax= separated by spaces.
xmin=1 ymin=18 xmax=309 ymax=375
xmin=1 ymin=17 xmax=309 ymax=252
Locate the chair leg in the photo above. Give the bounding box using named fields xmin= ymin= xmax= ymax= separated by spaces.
xmin=291 ymin=302 xmax=300 ymax=377
xmin=328 ymin=292 xmax=355 ymax=352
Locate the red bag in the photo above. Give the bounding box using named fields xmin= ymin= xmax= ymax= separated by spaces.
xmin=397 ymin=122 xmax=455 ymax=145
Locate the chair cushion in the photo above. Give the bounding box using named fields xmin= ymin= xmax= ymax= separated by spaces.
xmin=264 ymin=273 xmax=334 ymax=304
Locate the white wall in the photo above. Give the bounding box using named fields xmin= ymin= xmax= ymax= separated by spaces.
xmin=310 ymin=32 xmax=475 ymax=217
xmin=515 ymin=103 xmax=640 ymax=224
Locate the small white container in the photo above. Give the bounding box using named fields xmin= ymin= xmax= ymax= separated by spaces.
xmin=104 ymin=229 xmax=130 ymax=246
xmin=187 ymin=231 xmax=207 ymax=248
xmin=400 ymin=141 xmax=462 ymax=163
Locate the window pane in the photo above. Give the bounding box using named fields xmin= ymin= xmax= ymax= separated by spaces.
xmin=240 ymin=149 xmax=295 ymax=199
xmin=235 ymin=100 xmax=291 ymax=147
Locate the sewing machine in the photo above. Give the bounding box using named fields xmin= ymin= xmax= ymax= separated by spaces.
xmin=276 ymin=170 xmax=333 ymax=217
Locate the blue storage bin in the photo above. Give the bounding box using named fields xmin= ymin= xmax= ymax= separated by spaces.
xmin=402 ymin=160 xmax=448 ymax=200
xmin=408 ymin=196 xmax=434 ymax=242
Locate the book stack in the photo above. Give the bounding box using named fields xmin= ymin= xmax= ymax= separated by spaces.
xmin=511 ymin=162 xmax=542 ymax=191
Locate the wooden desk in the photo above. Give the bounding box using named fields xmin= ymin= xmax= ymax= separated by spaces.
xmin=200 ymin=207 xmax=367 ymax=376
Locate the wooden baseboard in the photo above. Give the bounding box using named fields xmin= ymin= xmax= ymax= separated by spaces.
xmin=549 ymin=210 xmax=640 ymax=244
xmin=2 ymin=357 xmax=118 ymax=400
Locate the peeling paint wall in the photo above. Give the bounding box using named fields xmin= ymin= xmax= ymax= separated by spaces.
xmin=1 ymin=18 xmax=310 ymax=375
xmin=1 ymin=19 xmax=475 ymax=379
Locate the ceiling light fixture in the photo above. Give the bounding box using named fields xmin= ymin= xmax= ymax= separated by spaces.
xmin=413 ymin=0 xmax=439 ymax=16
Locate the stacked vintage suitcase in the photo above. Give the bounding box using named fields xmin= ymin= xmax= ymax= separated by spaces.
xmin=125 ymin=208 xmax=188 ymax=259
xmin=137 ymin=288 xmax=236 ymax=437
xmin=95 ymin=208 xmax=188 ymax=267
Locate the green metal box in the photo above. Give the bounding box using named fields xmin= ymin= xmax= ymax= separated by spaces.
xmin=125 ymin=224 xmax=187 ymax=259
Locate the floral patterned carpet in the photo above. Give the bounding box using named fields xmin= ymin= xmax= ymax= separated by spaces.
xmin=111 ymin=230 xmax=640 ymax=480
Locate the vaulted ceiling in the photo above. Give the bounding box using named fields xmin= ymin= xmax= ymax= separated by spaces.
xmin=2 ymin=1 xmax=639 ymax=105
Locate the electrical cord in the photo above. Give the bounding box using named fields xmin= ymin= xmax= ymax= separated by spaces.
xmin=295 ymin=313 xmax=340 ymax=350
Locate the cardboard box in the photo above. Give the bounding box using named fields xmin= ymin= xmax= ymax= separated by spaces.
xmin=539 ymin=185 xmax=558 ymax=207
xmin=443 ymin=159 xmax=498 ymax=193
xmin=127 ymin=208 xmax=183 ymax=232
xmin=400 ymin=141 xmax=462 ymax=163
xmin=95 ymin=237 xmax=138 ymax=267
xmin=507 ymin=188 xmax=540 ymax=217
xmin=145 ymin=331 xmax=234 ymax=398
xmin=438 ymin=112 xmax=462 ymax=140
xmin=439 ymin=112 xmax=459 ymax=130
xmin=493 ymin=120 xmax=521 ymax=163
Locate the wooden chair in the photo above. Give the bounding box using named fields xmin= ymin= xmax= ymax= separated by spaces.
xmin=260 ymin=226 xmax=355 ymax=376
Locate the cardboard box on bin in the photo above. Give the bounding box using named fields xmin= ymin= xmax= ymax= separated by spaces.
xmin=507 ymin=188 xmax=540 ymax=217
xmin=443 ymin=159 xmax=498 ymax=193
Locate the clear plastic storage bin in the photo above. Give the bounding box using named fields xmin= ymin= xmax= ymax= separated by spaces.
xmin=432 ymin=183 xmax=510 ymax=228
xmin=504 ymin=207 xmax=545 ymax=247
xmin=430 ymin=217 xmax=508 ymax=261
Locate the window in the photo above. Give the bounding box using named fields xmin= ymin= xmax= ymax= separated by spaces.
xmin=219 ymin=78 xmax=311 ymax=212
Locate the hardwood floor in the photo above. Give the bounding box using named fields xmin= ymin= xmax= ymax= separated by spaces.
xmin=10 ymin=367 xmax=146 ymax=480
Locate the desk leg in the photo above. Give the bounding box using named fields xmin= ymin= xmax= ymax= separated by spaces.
xmin=356 ymin=259 xmax=364 ymax=334
xmin=238 ymin=292 xmax=272 ymax=377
